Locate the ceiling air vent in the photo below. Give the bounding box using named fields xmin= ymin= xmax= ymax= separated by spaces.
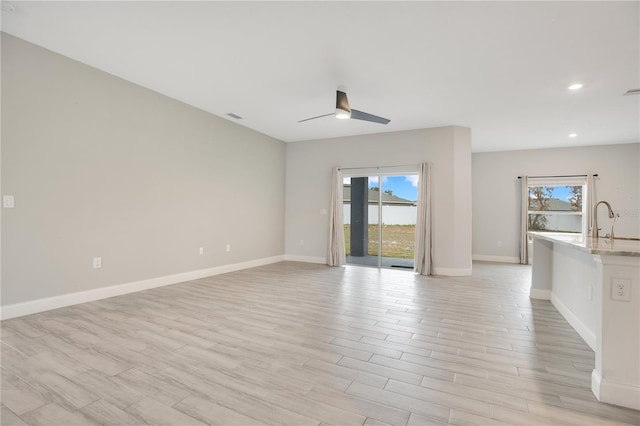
xmin=623 ymin=89 xmax=640 ymax=96
xmin=226 ymin=113 xmax=243 ymax=119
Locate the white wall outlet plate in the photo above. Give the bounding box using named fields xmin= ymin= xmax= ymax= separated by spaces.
xmin=3 ymin=195 xmax=14 ymax=208
xmin=92 ymin=257 xmax=102 ymax=269
xmin=225 ymin=244 xmax=231 ymax=252
xmin=611 ymin=278 xmax=631 ymax=302
xmin=199 ymin=247 xmax=204 ymax=255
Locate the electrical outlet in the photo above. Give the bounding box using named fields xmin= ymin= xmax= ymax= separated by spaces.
xmin=199 ymin=247 xmax=204 ymax=255
xmin=3 ymin=195 xmax=14 ymax=208
xmin=92 ymin=257 xmax=102 ymax=269
xmin=300 ymin=239 xmax=304 ymax=246
xmin=611 ymin=278 xmax=631 ymax=302
xmin=226 ymin=244 xmax=231 ymax=252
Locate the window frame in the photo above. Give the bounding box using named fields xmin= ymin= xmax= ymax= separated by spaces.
xmin=526 ymin=176 xmax=588 ymax=236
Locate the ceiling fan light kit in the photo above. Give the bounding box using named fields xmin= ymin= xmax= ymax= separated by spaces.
xmin=335 ymin=108 xmax=351 ymax=119
xmin=299 ymin=90 xmax=390 ymax=125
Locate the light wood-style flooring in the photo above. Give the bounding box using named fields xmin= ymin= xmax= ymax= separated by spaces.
xmin=2 ymin=261 xmax=639 ymax=425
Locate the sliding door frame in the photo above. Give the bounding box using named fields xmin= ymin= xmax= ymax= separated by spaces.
xmin=341 ymin=164 xmax=420 ymax=270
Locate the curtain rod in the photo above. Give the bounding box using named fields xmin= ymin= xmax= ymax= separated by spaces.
xmin=338 ymin=163 xmax=420 ymax=171
xmin=517 ymin=174 xmax=598 ymax=179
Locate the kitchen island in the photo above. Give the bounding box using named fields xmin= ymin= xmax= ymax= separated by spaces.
xmin=529 ymin=232 xmax=640 ymax=410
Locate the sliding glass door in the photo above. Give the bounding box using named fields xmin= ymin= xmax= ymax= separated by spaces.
xmin=343 ymin=172 xmax=418 ymax=269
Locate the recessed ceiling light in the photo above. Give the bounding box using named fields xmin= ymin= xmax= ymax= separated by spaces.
xmin=568 ymin=83 xmax=583 ymax=90
xmin=568 ymin=133 xmax=578 ymax=138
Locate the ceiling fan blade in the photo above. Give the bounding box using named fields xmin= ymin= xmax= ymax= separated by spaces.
xmin=350 ymin=109 xmax=390 ymax=125
xmin=336 ymin=90 xmax=351 ymax=113
xmin=298 ymin=113 xmax=334 ymax=123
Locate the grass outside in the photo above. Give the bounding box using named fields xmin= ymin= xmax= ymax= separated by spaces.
xmin=344 ymin=224 xmax=415 ymax=259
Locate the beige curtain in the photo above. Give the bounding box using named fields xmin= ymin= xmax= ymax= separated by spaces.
xmin=586 ymin=173 xmax=595 ymax=236
xmin=327 ymin=167 xmax=346 ymax=266
xmin=520 ymin=176 xmax=529 ymax=265
xmin=414 ymin=163 xmax=432 ymax=275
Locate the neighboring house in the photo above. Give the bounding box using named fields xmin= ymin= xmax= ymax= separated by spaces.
xmin=529 ymin=197 xmax=578 ymax=211
xmin=343 ymin=185 xmax=417 ymax=225
xmin=529 ymin=197 xmax=582 ymax=233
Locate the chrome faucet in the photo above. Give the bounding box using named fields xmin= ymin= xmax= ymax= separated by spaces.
xmin=593 ymin=201 xmax=615 ymax=240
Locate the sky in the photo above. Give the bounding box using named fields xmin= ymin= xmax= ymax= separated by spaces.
xmin=344 ymin=175 xmax=419 ymax=201
xmin=551 ymin=186 xmax=573 ymax=201
xmin=528 ymin=185 xmax=577 ymax=201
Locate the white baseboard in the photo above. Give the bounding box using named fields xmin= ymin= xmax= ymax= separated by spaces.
xmin=592 ymin=370 xmax=602 ymax=400
xmin=0 ymin=255 xmax=285 ymax=320
xmin=472 ymin=254 xmax=520 ymax=264
xmin=592 ymin=370 xmax=640 ymax=410
xmin=529 ymin=288 xmax=551 ymax=300
xmin=551 ymin=292 xmax=596 ymax=350
xmin=284 ymin=255 xmax=326 ymax=264
xmin=432 ymin=267 xmax=472 ymax=276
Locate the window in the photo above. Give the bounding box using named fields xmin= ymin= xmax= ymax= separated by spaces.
xmin=527 ymin=178 xmax=587 ymax=236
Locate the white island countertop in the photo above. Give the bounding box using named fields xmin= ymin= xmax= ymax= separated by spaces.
xmin=529 ymin=232 xmax=640 ymax=257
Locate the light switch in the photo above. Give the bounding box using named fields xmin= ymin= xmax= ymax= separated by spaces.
xmin=3 ymin=195 xmax=14 ymax=208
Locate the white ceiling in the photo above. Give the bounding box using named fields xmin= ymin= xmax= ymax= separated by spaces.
xmin=1 ymin=1 xmax=638 ymax=152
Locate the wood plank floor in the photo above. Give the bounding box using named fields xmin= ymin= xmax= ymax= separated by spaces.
xmin=2 ymin=261 xmax=639 ymax=425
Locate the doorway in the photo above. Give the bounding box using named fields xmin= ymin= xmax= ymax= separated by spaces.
xmin=343 ymin=173 xmax=418 ymax=269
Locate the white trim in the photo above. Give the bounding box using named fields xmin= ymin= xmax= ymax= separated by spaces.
xmin=284 ymin=255 xmax=327 ymax=264
xmin=527 ymin=210 xmax=583 ymax=216
xmin=527 ymin=176 xmax=588 ymax=186
xmin=550 ymin=292 xmax=596 ymax=350
xmin=472 ymin=255 xmax=520 ymax=264
xmin=340 ymin=164 xmax=420 ymax=177
xmin=529 ymin=288 xmax=551 ymax=300
xmin=432 ymin=267 xmax=472 ymax=276
xmin=592 ymin=370 xmax=640 ymax=410
xmin=592 ymin=370 xmax=602 ymax=400
xmin=0 ymin=255 xmax=285 ymax=320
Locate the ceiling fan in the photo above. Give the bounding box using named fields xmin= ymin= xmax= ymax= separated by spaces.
xmin=298 ymin=90 xmax=390 ymax=125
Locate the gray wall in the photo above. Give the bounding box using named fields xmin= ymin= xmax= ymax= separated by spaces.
xmin=285 ymin=126 xmax=472 ymax=274
xmin=1 ymin=34 xmax=286 ymax=306
xmin=472 ymin=143 xmax=640 ymax=261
